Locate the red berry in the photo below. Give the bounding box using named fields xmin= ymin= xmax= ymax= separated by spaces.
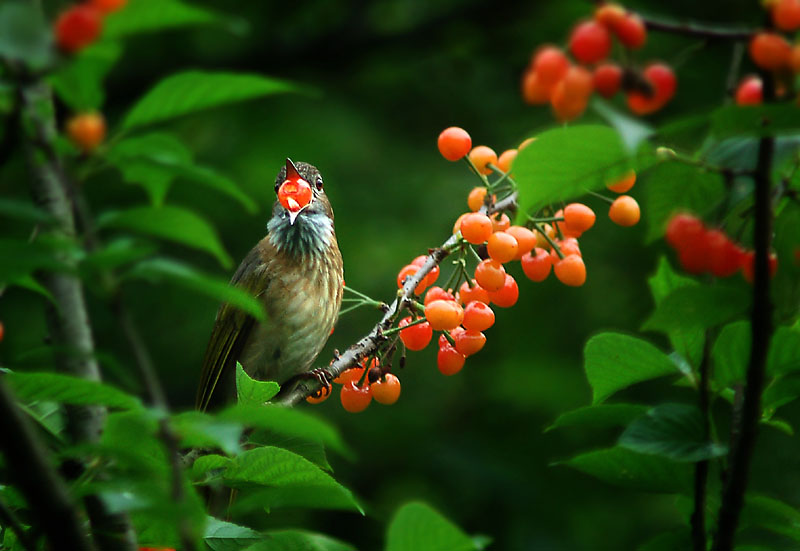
xmin=593 ymin=63 xmax=623 ymax=98
xmin=437 ymin=342 xmax=466 ymax=375
xmin=595 ymin=3 xmax=626 ymax=27
xmin=554 ymin=255 xmax=587 ymax=287
xmin=741 ymin=251 xmax=778 ymax=283
xmin=460 ymin=213 xmax=494 ymax=244
xmin=569 ymin=20 xmax=612 ymax=64
xmin=749 ymin=32 xmax=792 ymax=71
xmin=665 ymin=213 xmax=705 ymax=249
xmin=334 ymin=366 xmax=366 ymax=385
xmin=614 ymin=13 xmax=647 ymax=49
xmin=340 ymin=381 xmax=372 ymax=413
xmin=488 ymin=274 xmax=519 ymax=308
xmin=0 ymin=321 xmax=4 ymax=342
xmin=453 ymin=329 xmax=486 ymax=357
xmin=707 ymin=230 xmax=745 ymax=278
xmin=522 ymin=70 xmax=553 ymax=105
xmin=438 ymin=127 xmax=472 ymax=161
xmin=678 ymin=232 xmax=713 ymax=274
xmin=306 ymin=386 xmax=331 ymax=404
xmin=397 ymin=264 xmax=427 ymax=295
xmin=627 ymin=63 xmax=677 ymax=115
xmin=532 ymin=46 xmax=570 ymax=88
xmin=458 ymin=280 xmax=491 ymax=305
xmin=277 ymin=178 xmax=313 ymax=213
xmin=773 ymin=0 xmax=800 ymax=31
xmin=462 ymin=301 xmax=495 ymax=332
xmin=55 ymin=5 xmax=102 ymax=53
xmin=411 ymin=255 xmax=440 ymax=288
xmin=371 ymin=373 xmax=401 ymax=405
xmin=521 ymin=248 xmax=552 ymax=282
xmin=474 ymin=259 xmax=506 ymax=292
xmin=398 ymin=317 xmax=433 ymax=351
xmin=551 ymin=66 xmax=594 ymax=122
xmin=424 ymin=299 xmax=464 ymax=331
xmin=735 ymin=76 xmax=763 ymax=106
xmin=425 ymin=286 xmax=456 ymax=305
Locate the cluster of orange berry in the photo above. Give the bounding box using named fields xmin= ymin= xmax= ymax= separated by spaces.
xmin=54 ymin=0 xmax=125 ymax=53
xmin=735 ymin=0 xmax=800 ymax=104
xmin=665 ymin=213 xmax=777 ymax=282
xmin=521 ymin=2 xmax=676 ymax=120
xmin=317 ymin=358 xmax=402 ymax=414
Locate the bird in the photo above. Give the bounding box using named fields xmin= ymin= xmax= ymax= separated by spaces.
xmin=196 ymin=158 xmax=343 ymax=411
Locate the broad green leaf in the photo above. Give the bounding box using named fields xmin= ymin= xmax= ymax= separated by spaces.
xmin=0 ymin=2 xmax=52 ymax=68
xmin=104 ymin=0 xmax=223 ymax=37
xmin=170 ymin=411 xmax=243 ymax=456
xmin=592 ymin=98 xmax=654 ymax=153
xmin=126 ymin=258 xmax=265 ymax=321
xmin=220 ymin=403 xmax=350 ymax=457
xmin=647 ymin=257 xmax=705 ymax=368
xmin=232 ymin=484 xmax=359 ymax=514
xmin=513 ymin=125 xmax=634 ymax=216
xmin=711 ymin=104 xmax=800 ymax=138
xmin=204 ymin=517 xmax=263 ymax=551
xmin=250 ymin=429 xmax=333 ymax=472
xmin=546 ymin=404 xmax=649 ymax=433
xmin=741 ymin=494 xmax=800 ymax=542
xmin=767 ymin=326 xmax=800 ymax=376
xmin=619 ymin=403 xmax=727 ymax=462
xmin=561 ymin=446 xmax=693 ymax=493
xmin=584 ymin=333 xmax=680 ymax=404
xmin=191 ymin=454 xmax=231 ymax=481
xmin=81 ymin=238 xmax=158 ymax=271
xmin=763 ymin=374 xmax=800 ymax=413
xmin=713 ymin=321 xmax=751 ymax=389
xmin=236 ymin=363 xmax=280 ymax=406
xmin=97 ymin=205 xmax=233 ymax=268
xmin=122 ymin=71 xmax=297 ymax=131
xmin=246 ymin=530 xmax=356 ymax=551
xmin=7 ymin=372 xmax=141 ymax=410
xmin=223 ymin=446 xmax=361 ymax=513
xmin=0 ymin=238 xmax=74 ymax=283
xmin=49 ymin=42 xmax=122 ymax=110
xmin=643 ymin=284 xmax=749 ymax=333
xmin=8 ymin=274 xmax=55 ymax=303
xmin=641 ymin=161 xmax=725 ymax=243
xmin=637 ymin=530 xmax=692 ymax=551
xmin=0 ymin=198 xmax=54 ymax=224
xmin=761 ymin=417 xmax=794 ymax=435
xmin=386 ymin=502 xmax=477 ymax=551
xmin=773 ymin=202 xmax=800 ymax=321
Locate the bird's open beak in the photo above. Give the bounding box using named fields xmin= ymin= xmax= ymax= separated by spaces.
xmin=278 ymin=158 xmax=312 ymax=225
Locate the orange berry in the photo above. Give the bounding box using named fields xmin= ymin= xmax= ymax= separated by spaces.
xmin=437 ymin=341 xmax=466 ymax=376
xmin=564 ymin=203 xmax=596 ymax=234
xmin=453 ymin=329 xmax=486 ymax=357
xmin=486 ymin=231 xmax=519 ymax=263
xmin=398 ymin=317 xmax=433 ymax=351
xmin=606 ymin=169 xmax=636 ymax=193
xmin=773 ymin=0 xmax=800 ymax=31
xmin=469 ymin=146 xmax=498 ymax=175
xmin=535 ymin=224 xmax=553 ymax=249
xmin=460 ymin=213 xmax=493 ymax=244
xmin=411 ymin=255 xmax=439 ymax=288
xmin=550 ymin=238 xmax=582 ymax=264
xmin=551 ymin=66 xmax=593 ymax=122
xmin=340 ymin=381 xmax=372 ymax=413
xmin=488 ymin=274 xmax=519 ymax=308
xmin=553 ymin=208 xmax=581 ymax=239
xmin=334 ymin=366 xmax=366 ymax=385
xmin=554 ymin=255 xmax=587 ymax=287
xmin=569 ymin=20 xmax=612 ymax=64
xmin=505 ymin=226 xmax=536 ymax=259
xmin=490 ymin=212 xmax=511 ymax=233
xmin=66 ymin=112 xmax=106 ymax=153
xmin=522 ymin=70 xmax=552 ymax=105
xmin=521 ymin=248 xmax=552 ymax=282
xmin=497 ymin=149 xmax=518 ymax=173
xmin=532 ymin=46 xmax=570 ymax=88
xmin=749 ymin=32 xmax=792 ymax=71
xmin=462 ymin=301 xmax=495 ymax=332
xmin=0 ymin=321 xmax=4 ymax=342
xmin=424 ymin=299 xmax=464 ymax=331
xmin=614 ymin=13 xmax=647 ymax=49
xmin=474 ymin=259 xmax=506 ymax=292
xmin=89 ymin=0 xmax=127 ymax=13
xmin=594 ymin=3 xmax=626 ymax=27
xmin=467 ymin=187 xmax=489 ymax=212
xmin=609 ymin=195 xmax=641 ymax=226
xmin=438 ymin=127 xmax=472 ymax=161
xmin=627 ymin=63 xmax=677 ymax=115
xmin=306 ymin=386 xmax=331 ymax=404
xmin=453 ymin=213 xmax=468 ymax=235
xmin=397 ymin=264 xmax=427 ymax=295
xmin=458 ymin=280 xmax=491 ymax=305
xmin=593 ymin=63 xmax=623 ymax=98
xmin=425 ymin=286 xmax=456 ymax=305
xmin=371 ymin=373 xmax=401 ymax=405
xmin=735 ymin=76 xmax=763 ymax=105
xmin=55 ymin=5 xmax=102 ymax=53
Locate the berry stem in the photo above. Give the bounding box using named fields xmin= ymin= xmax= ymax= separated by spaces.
xmin=532 ymin=222 xmax=565 ymax=259
xmin=463 ymin=155 xmax=491 ymax=186
xmin=584 ymin=189 xmax=615 ymax=204
xmin=526 ymin=215 xmax=565 ymax=223
xmin=383 ymin=317 xmax=429 ymax=337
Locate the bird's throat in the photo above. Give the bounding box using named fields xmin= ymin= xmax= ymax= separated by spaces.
xmin=267 ymin=211 xmax=334 ymax=260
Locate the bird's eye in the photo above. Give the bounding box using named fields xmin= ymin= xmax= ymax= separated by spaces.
xmin=315 ymin=176 xmax=324 ymax=190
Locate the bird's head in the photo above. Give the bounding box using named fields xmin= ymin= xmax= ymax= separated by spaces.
xmin=273 ymin=158 xmax=332 ymax=225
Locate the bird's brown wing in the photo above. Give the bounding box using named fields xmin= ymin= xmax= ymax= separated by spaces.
xmin=195 ymin=246 xmax=269 ymax=411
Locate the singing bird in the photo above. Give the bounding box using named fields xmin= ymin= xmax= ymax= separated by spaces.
xmin=196 ymin=159 xmax=344 ymax=411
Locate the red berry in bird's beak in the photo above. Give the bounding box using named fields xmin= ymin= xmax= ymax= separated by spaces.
xmin=278 ymin=178 xmax=312 ymax=225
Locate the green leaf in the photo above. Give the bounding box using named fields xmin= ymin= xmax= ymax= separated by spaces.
xmin=0 ymin=198 xmax=54 ymax=224
xmin=170 ymin=411 xmax=243 ymax=456
xmin=637 ymin=530 xmax=692 ymax=551
xmin=561 ymin=446 xmax=693 ymax=493
xmin=246 ymin=530 xmax=356 ymax=551
xmin=122 ymin=71 xmax=297 ymax=131
xmin=546 ymin=404 xmax=649 ymax=433
xmin=592 ymin=97 xmax=654 ymax=153
xmin=236 ymin=363 xmax=280 ymax=406
xmin=204 ymin=517 xmax=264 ymax=551
xmin=386 ymin=502 xmax=478 ymax=551
xmin=49 ymin=42 xmax=122 ymax=110
xmin=763 ymin=374 xmax=800 ymax=413
xmin=741 ymin=494 xmax=800 ymax=542
xmin=97 ymin=205 xmax=233 ymax=268
xmin=223 ymin=446 xmax=362 ymax=513
xmin=250 ymin=428 xmax=333 ymax=472
xmin=7 ymin=372 xmax=141 ymax=410
xmin=191 ymin=454 xmax=231 ymax=481
xmin=0 ymin=2 xmax=53 ymax=68
xmin=81 ymin=238 xmax=158 ymax=271
xmin=619 ymin=403 xmax=727 ymax=462
xmin=647 ymin=257 xmax=705 ymax=368
xmin=641 ymin=161 xmax=725 ymax=243
xmin=0 ymin=238 xmax=74 ymax=284
xmin=711 ymin=104 xmax=800 ymax=138
xmin=513 ymin=125 xmax=636 ymax=215
xmin=768 ymin=325 xmax=800 ymax=376
xmin=713 ymin=321 xmax=751 ymax=389
xmin=126 ymin=258 xmax=265 ymax=321
xmin=773 ymin=202 xmax=800 ymax=321
xmin=584 ymin=333 xmax=680 ymax=404
xmin=104 ymin=0 xmax=224 ymax=38
xmin=220 ymin=403 xmax=350 ymax=457
xmin=642 ymin=284 xmax=750 ymax=333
